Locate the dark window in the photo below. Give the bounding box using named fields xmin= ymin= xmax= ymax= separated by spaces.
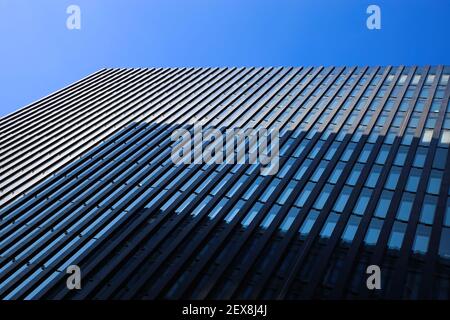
xmin=420 ymin=195 xmax=437 ymax=225
xmin=397 ymin=192 xmax=414 ymax=221
xmin=375 ymin=190 xmax=393 ymax=218
xmin=388 ymin=221 xmax=407 ymax=250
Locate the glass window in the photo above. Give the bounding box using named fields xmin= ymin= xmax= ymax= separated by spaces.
xmin=375 ymin=190 xmax=393 ymax=218
xmin=260 ymin=205 xmax=281 ymax=229
xmin=385 ymin=166 xmax=401 ymax=190
xmin=441 ymin=130 xmax=450 ymax=145
xmin=342 ymin=142 xmax=356 ymax=162
xmin=365 ymin=165 xmax=383 ymax=188
xmin=412 ymin=225 xmax=431 ymax=254
xmin=241 ymin=202 xmax=264 ymax=227
xmin=397 ymin=192 xmax=414 ymax=221
xmin=427 ymin=170 xmax=442 ymax=195
xmin=353 ymin=188 xmax=372 ymax=215
xmin=277 ymin=181 xmax=296 ymax=205
xmin=279 ymin=207 xmax=300 ymax=232
xmin=324 ymin=141 xmax=340 ymax=160
xmin=260 ymin=178 xmax=281 ymax=202
xmin=320 ymin=212 xmax=340 ymax=238
xmin=388 ymin=221 xmax=407 ymax=250
xmin=329 ymin=161 xmax=345 ymax=184
xmin=413 ymin=147 xmax=428 ymax=167
xmin=341 ymin=215 xmax=362 ymax=243
xmin=364 ymin=217 xmax=383 ymax=245
xmin=294 ymin=159 xmax=311 ymax=180
xmin=299 ymin=209 xmax=320 ymax=237
xmin=433 ymin=148 xmax=447 ymax=169
xmin=333 ymin=186 xmax=352 ymax=212
xmin=394 ymin=146 xmax=409 ymax=166
xmin=426 ymin=74 xmax=435 ymax=84
xmin=311 ymin=160 xmax=328 ymax=182
xmin=398 ymin=75 xmax=408 ymax=85
xmin=445 ymin=199 xmax=450 ymax=227
xmin=347 ymin=163 xmax=363 ymax=186
xmin=411 ymin=74 xmax=421 ymax=85
xmin=438 ymin=227 xmax=450 ymax=259
xmin=414 ymin=100 xmax=425 ymax=112
xmin=405 ymin=168 xmax=422 ymax=192
xmin=420 ymin=195 xmax=437 ymax=225
xmin=421 ymin=129 xmax=434 ymax=144
xmin=358 ymin=143 xmax=373 ymax=163
xmin=295 ymin=182 xmax=315 ymax=207
xmin=313 ymin=183 xmax=333 ymax=210
xmin=375 ymin=145 xmax=390 ymax=165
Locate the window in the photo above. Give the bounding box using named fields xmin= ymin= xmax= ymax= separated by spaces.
xmin=320 ymin=212 xmax=340 ymax=238
xmin=295 ymin=182 xmax=315 ymax=207
xmin=353 ymin=188 xmax=372 ymax=215
xmin=385 ymin=166 xmax=401 ymax=190
xmin=313 ymin=184 xmax=333 ymax=210
xmin=342 ymin=142 xmax=356 ymax=162
xmin=279 ymin=207 xmax=300 ymax=232
xmin=445 ymin=199 xmax=450 ymax=227
xmin=405 ymin=168 xmax=422 ymax=192
xmin=365 ymin=165 xmax=383 ymax=188
xmin=358 ymin=143 xmax=373 ymax=163
xmin=333 ymin=186 xmax=352 ymax=212
xmin=375 ymin=190 xmax=393 ymax=218
xmin=421 ymin=129 xmax=434 ymax=144
xmin=277 ymin=181 xmax=296 ymax=205
xmin=388 ymin=221 xmax=407 ymax=250
xmin=394 ymin=146 xmax=409 ymax=166
xmin=365 ymin=218 xmax=383 ymax=245
xmin=347 ymin=163 xmax=363 ymax=186
xmin=439 ymin=227 xmax=450 ymax=259
xmin=433 ymin=148 xmax=447 ymax=169
xmin=299 ymin=209 xmax=320 ymax=237
xmin=294 ymin=159 xmax=312 ymax=180
xmin=426 ymin=74 xmax=435 ymax=84
xmin=412 ymin=225 xmax=431 ymax=254
xmin=413 ymin=147 xmax=428 ymax=167
xmin=260 ymin=178 xmax=281 ymax=202
xmin=414 ymin=100 xmax=425 ymax=112
xmin=397 ymin=192 xmax=414 ymax=221
xmin=241 ymin=202 xmax=264 ymax=227
xmin=398 ymin=75 xmax=408 ymax=85
xmin=440 ymin=130 xmax=450 ymax=145
xmin=375 ymin=145 xmax=390 ymax=165
xmin=427 ymin=170 xmax=442 ymax=195
xmin=420 ymin=195 xmax=437 ymax=225
xmin=329 ymin=161 xmax=345 ymax=184
xmin=342 ymin=215 xmax=361 ymax=243
xmin=260 ymin=205 xmax=281 ymax=229
xmin=324 ymin=142 xmax=340 ymax=160
xmin=311 ymin=160 xmax=328 ymax=182
xmin=411 ymin=74 xmax=421 ymax=85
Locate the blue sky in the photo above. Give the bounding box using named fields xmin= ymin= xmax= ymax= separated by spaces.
xmin=0 ymin=0 xmax=449 ymax=117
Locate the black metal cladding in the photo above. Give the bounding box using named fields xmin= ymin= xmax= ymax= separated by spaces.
xmin=0 ymin=66 xmax=450 ymax=300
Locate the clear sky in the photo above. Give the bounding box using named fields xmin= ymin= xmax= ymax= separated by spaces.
xmin=0 ymin=0 xmax=449 ymax=117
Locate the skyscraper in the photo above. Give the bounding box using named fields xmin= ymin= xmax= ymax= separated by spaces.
xmin=0 ymin=66 xmax=449 ymax=299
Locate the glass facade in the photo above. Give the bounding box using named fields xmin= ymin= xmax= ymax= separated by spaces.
xmin=0 ymin=66 xmax=449 ymax=300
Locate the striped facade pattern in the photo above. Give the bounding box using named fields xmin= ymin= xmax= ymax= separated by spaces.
xmin=0 ymin=66 xmax=450 ymax=300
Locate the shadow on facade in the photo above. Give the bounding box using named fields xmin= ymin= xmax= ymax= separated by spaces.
xmin=0 ymin=121 xmax=449 ymax=300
